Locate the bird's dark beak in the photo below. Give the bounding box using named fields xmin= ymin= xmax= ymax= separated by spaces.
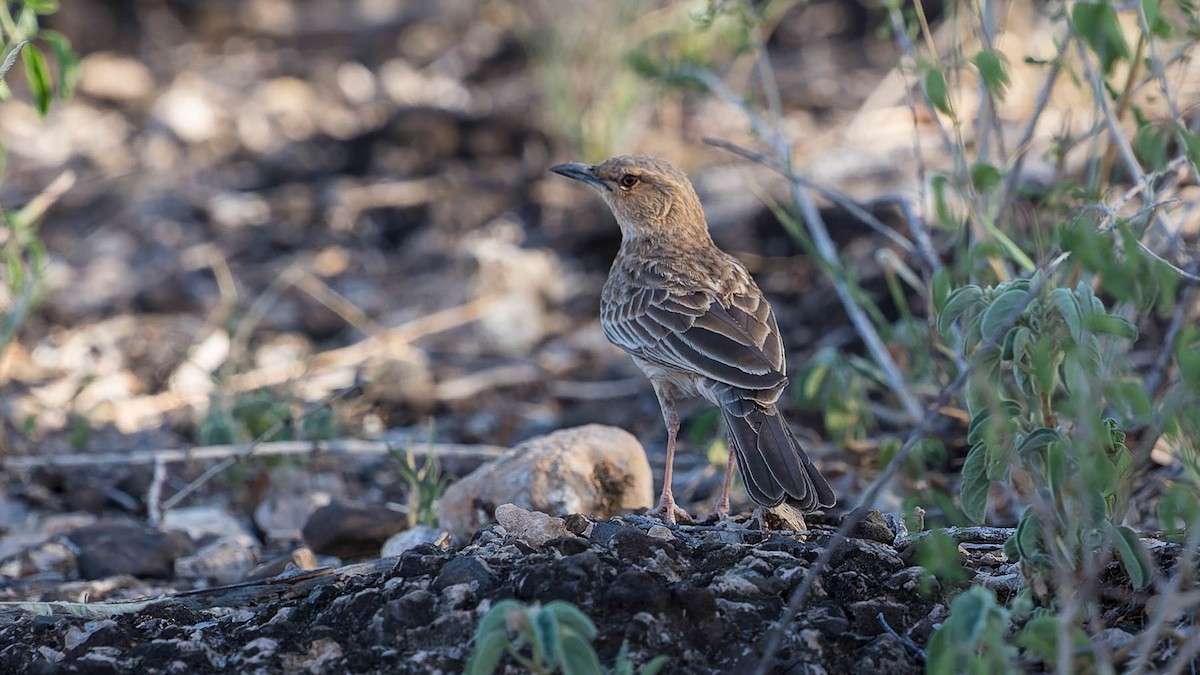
xmin=549 ymin=162 xmax=605 ymax=191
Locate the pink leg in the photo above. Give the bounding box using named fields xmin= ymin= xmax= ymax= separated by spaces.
xmin=658 ymin=408 xmax=680 ymax=524
xmin=714 ymin=439 xmax=736 ymax=519
xmin=649 ymin=380 xmax=689 ymax=525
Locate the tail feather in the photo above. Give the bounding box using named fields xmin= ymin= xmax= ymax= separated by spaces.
xmin=722 ymin=405 xmax=836 ymax=511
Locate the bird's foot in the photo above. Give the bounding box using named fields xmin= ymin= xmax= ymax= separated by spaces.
xmin=648 ymin=493 xmax=692 ymax=525
xmin=695 ymin=502 xmax=732 ymax=525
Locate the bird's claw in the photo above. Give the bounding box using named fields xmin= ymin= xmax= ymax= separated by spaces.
xmin=696 ymin=508 xmax=731 ymax=525
xmin=648 ymin=496 xmax=692 ymax=525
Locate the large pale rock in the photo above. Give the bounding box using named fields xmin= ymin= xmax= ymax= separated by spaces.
xmin=437 ymin=425 xmax=652 ymax=541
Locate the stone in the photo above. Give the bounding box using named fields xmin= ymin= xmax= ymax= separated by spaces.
xmin=68 ymin=520 xmax=193 ymax=580
xmin=646 ymin=525 xmax=675 ymax=541
xmin=174 ymin=533 xmax=261 ymax=583
xmin=851 ymin=634 xmax=922 ymax=675
xmin=850 ymin=510 xmax=897 ymax=545
xmin=244 ymin=547 xmax=319 ymax=581
xmin=78 ymin=53 xmax=155 ymax=102
xmin=0 ymin=540 xmax=76 ymax=579
xmin=253 ymin=483 xmax=335 ymax=544
xmin=437 ymin=425 xmax=652 ymax=541
xmin=381 ymin=525 xmax=446 ymax=557
xmin=160 ymin=505 xmax=255 ymax=542
xmin=384 ymin=590 xmax=436 ymax=630
xmin=302 ymin=501 xmax=409 ymax=559
xmin=433 ymin=557 xmax=497 ymax=594
xmin=494 ymin=504 xmax=569 ymax=548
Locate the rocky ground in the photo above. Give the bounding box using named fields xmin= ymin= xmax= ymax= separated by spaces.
xmin=0 ymin=509 xmax=969 ymax=674
xmin=1 ymin=1 xmax=1197 ymax=673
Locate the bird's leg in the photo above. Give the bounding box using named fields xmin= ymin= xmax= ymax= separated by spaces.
xmin=715 ymin=437 xmax=736 ymax=519
xmin=649 ymin=381 xmax=690 ymax=525
xmin=696 ymin=436 xmax=737 ymax=524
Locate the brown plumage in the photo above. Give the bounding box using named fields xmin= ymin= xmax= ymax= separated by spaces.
xmin=549 ymin=155 xmax=836 ymax=523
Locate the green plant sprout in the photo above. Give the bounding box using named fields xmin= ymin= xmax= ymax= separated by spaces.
xmin=390 ymin=426 xmax=450 ymax=529
xmin=465 ymin=600 xmax=668 ymax=675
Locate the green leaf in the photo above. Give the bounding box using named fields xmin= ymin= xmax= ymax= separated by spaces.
xmin=984 ymin=434 xmax=1012 ymax=483
xmin=1017 ymin=428 xmax=1060 ymax=457
xmin=640 ymin=655 xmax=671 ymax=675
xmin=22 ymin=44 xmax=52 ymax=116
xmin=1135 ymin=123 xmax=1171 ymax=170
xmin=1180 ymin=125 xmax=1200 ymax=174
xmin=1011 ymin=327 xmax=1034 ymax=388
xmin=15 ymin=6 xmax=38 ymax=36
xmin=475 ymin=600 xmax=523 ymax=642
xmin=465 ymin=631 xmax=510 ymax=675
xmin=0 ymin=41 xmax=26 ymax=83
xmin=25 ymin=0 xmax=61 ymax=14
xmin=1029 ymin=339 xmax=1063 ymax=396
xmin=1044 ymin=441 xmax=1069 ymax=495
xmin=5 ymin=254 xmax=23 ymax=292
xmin=1016 ymin=614 xmax=1089 ymax=667
xmin=559 ymin=629 xmax=603 ymax=675
xmin=944 ymin=586 xmax=996 ymax=643
xmin=1015 ymin=508 xmax=1044 ymax=561
xmin=971 ymin=49 xmax=1011 ymax=98
xmin=1142 ymin=0 xmax=1173 ymax=38
xmin=612 ymin=642 xmax=634 ymax=675
xmin=931 ymin=174 xmax=956 ymax=229
xmin=1175 ymin=327 xmax=1200 ymax=392
xmin=1072 ymin=1 xmax=1132 ymax=74
xmin=931 ymin=267 xmax=952 ymax=314
xmin=967 ymin=409 xmax=990 ymax=446
xmin=1113 ymin=524 xmax=1152 ymax=589
xmin=533 ymin=606 xmax=561 ymax=666
xmin=937 ymin=285 xmax=983 ymax=335
xmin=924 ymin=67 xmax=954 ymax=117
xmin=1049 ymin=287 xmax=1084 ymax=343
xmin=916 ymin=530 xmax=968 ymax=585
xmin=801 ymin=360 xmax=830 ymax=401
xmin=970 ymin=161 xmax=1003 ymax=194
xmin=543 ymin=601 xmax=597 ymax=642
xmin=980 ymin=288 xmax=1029 ymax=339
xmin=1015 ymin=615 xmax=1059 ymax=664
xmin=1104 ymin=378 xmax=1152 ymax=423
xmin=1003 ymin=534 xmax=1020 ymax=561
xmin=39 ymin=30 xmax=79 ymax=100
xmin=1082 ymin=314 xmax=1138 ymax=340
xmin=961 ymin=442 xmax=990 ymax=524
xmin=1158 ymin=485 xmax=1200 ymax=536
xmin=926 ymin=628 xmax=953 ymax=675
xmin=1001 ymin=326 xmax=1019 ymax=360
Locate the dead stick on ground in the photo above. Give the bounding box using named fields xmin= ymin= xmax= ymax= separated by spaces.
xmin=3 ymin=439 xmax=505 ymax=472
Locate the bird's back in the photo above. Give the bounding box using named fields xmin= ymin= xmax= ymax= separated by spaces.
xmin=600 ymin=237 xmax=788 ymax=403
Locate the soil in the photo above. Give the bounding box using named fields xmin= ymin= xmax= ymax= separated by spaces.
xmin=0 ymin=513 xmax=954 ymax=674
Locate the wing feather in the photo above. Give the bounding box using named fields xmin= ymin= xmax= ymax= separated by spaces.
xmin=602 ymin=284 xmax=787 ymax=391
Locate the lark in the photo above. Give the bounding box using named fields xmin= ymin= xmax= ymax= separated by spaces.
xmin=550 ymin=155 xmax=835 ymax=524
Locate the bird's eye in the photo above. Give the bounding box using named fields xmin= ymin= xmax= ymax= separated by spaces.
xmin=618 ymin=174 xmax=639 ymax=189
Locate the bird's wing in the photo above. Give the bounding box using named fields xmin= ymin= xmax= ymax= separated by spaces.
xmin=602 ymin=284 xmax=787 ymax=391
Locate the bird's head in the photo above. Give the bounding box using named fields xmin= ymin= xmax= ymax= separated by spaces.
xmin=549 ymin=155 xmax=709 ymax=242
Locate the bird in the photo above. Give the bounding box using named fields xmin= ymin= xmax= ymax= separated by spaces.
xmin=549 ymin=155 xmax=836 ymax=524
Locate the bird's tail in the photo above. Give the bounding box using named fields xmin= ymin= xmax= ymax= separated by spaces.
xmin=721 ymin=404 xmax=835 ymax=511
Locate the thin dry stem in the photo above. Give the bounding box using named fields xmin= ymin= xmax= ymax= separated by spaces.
xmin=754 ymin=251 xmax=1071 ymax=674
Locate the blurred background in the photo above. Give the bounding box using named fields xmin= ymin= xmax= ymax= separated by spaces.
xmin=0 ymin=0 xmax=925 ymax=517
xmin=1 ymin=0 xmax=1198 ymax=561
